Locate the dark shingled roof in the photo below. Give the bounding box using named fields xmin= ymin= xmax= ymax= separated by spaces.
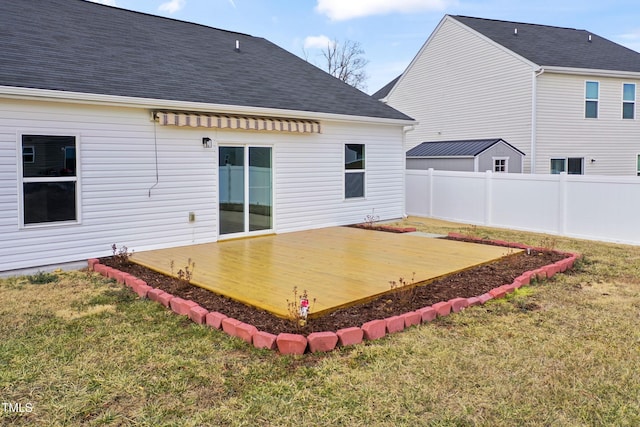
xmin=406 ymin=139 xmax=524 ymax=157
xmin=374 ymin=16 xmax=640 ymax=98
xmin=452 ymin=15 xmax=640 ymax=72
xmin=0 ymin=0 xmax=412 ymax=121
xmin=371 ymin=75 xmax=401 ymax=100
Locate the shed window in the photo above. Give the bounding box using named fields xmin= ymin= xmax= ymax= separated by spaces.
xmin=585 ymin=81 xmax=599 ymax=118
xmin=623 ymin=83 xmax=635 ymax=119
xmin=20 ymin=135 xmax=79 ymax=225
xmin=493 ymin=158 xmax=508 ymax=173
xmin=345 ymin=144 xmax=365 ymax=198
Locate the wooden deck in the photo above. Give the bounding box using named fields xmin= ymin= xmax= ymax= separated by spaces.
xmin=131 ymin=227 xmax=518 ymax=318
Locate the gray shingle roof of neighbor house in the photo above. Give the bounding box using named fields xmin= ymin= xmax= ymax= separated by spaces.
xmin=0 ymin=0 xmax=412 ymax=122
xmin=373 ymin=15 xmax=640 ymax=96
xmin=406 ymin=139 xmax=525 ymax=157
xmin=452 ymin=15 xmax=640 ymax=72
xmin=371 ymin=75 xmax=401 ymax=100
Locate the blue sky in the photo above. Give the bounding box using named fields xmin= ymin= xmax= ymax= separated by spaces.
xmin=88 ymin=0 xmax=640 ymax=94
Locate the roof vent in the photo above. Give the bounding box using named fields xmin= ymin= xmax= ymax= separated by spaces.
xmin=514 ymin=28 xmax=518 ymax=36
xmin=235 ymin=40 xmax=240 ymax=52
xmin=588 ymin=34 xmax=592 ymax=43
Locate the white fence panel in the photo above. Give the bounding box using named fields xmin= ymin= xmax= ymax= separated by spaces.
xmin=491 ymin=173 xmax=560 ymax=234
xmin=406 ymin=169 xmax=640 ymax=245
xmin=564 ymin=176 xmax=640 ymax=243
xmin=431 ymin=171 xmax=486 ymax=224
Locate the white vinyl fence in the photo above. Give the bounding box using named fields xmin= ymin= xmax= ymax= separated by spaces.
xmin=406 ymin=169 xmax=640 ymax=245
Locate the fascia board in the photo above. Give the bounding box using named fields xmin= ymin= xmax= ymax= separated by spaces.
xmin=0 ymin=86 xmax=416 ymax=127
xmin=541 ymin=66 xmax=640 ymax=79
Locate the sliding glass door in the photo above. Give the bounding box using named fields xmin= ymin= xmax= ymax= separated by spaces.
xmin=219 ymin=146 xmax=272 ymax=236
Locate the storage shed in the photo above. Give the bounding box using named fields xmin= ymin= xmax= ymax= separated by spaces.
xmin=406 ymin=139 xmax=524 ymax=173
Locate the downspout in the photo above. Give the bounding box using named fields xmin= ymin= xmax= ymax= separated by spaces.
xmin=531 ymin=68 xmax=545 ymax=174
xmin=148 ymin=112 xmax=160 ymax=197
xmin=402 ymin=124 xmax=416 ymax=218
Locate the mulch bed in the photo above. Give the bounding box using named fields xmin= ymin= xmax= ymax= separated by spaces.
xmin=101 ymin=239 xmax=567 ymax=335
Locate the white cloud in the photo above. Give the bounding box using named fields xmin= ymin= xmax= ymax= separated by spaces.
xmin=87 ymin=0 xmax=117 ymax=5
xmin=304 ymin=35 xmax=335 ymax=49
xmin=158 ymin=0 xmax=186 ymax=14
xmin=315 ymin=0 xmax=454 ymax=21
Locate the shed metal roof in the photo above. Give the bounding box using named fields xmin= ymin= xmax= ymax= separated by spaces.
xmin=0 ymin=0 xmax=412 ymax=121
xmin=406 ymin=139 xmax=525 ymax=157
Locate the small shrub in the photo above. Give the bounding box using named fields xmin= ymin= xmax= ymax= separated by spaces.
xmin=538 ymin=236 xmax=558 ymax=251
xmin=363 ymin=209 xmax=380 ymax=229
xmin=26 ymin=271 xmax=59 ymax=285
xmin=171 ymin=258 xmax=195 ymax=282
xmin=286 ymin=287 xmax=316 ymax=328
xmin=111 ymin=244 xmax=134 ymax=266
xmin=389 ymin=272 xmax=418 ymax=305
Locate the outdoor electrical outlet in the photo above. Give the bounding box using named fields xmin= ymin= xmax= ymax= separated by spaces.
xmin=189 ymin=212 xmax=195 ymax=222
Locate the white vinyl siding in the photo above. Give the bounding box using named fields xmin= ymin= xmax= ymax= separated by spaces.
xmin=275 ymin=121 xmax=404 ymax=233
xmin=0 ymin=99 xmax=405 ymax=272
xmin=536 ymin=73 xmax=640 ymax=175
xmin=386 ymin=17 xmax=534 ymax=172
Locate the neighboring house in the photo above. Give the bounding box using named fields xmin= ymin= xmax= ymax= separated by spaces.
xmin=376 ymin=15 xmax=640 ymax=175
xmin=406 ymin=139 xmax=524 ymax=172
xmin=0 ymin=0 xmax=413 ymax=273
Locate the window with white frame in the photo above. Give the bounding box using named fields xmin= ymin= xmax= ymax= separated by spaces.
xmin=550 ymin=157 xmax=583 ymax=175
xmin=20 ymin=135 xmax=78 ymax=225
xmin=493 ymin=157 xmax=508 ymax=172
xmin=623 ymin=83 xmax=636 ymax=119
xmin=345 ymin=144 xmax=365 ymax=198
xmin=585 ymin=81 xmax=599 ymax=118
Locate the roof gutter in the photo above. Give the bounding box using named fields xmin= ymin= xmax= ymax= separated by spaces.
xmin=541 ymin=66 xmax=640 ymax=79
xmin=531 ymin=67 xmax=545 ymax=174
xmin=0 ymin=86 xmax=416 ymax=127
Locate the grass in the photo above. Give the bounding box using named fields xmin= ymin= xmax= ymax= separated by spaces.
xmin=1 ymin=218 xmax=640 ymax=426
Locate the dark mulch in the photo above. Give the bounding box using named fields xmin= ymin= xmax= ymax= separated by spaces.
xmin=101 ymin=239 xmax=567 ymax=335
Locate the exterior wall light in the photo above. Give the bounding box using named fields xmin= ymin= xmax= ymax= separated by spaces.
xmin=202 ymin=137 xmax=213 ymax=148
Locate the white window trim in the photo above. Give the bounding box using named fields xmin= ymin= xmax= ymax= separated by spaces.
xmin=17 ymin=132 xmax=82 ymax=229
xmin=623 ymin=82 xmax=636 ymax=120
xmin=492 ymin=157 xmax=508 ymax=173
xmin=550 ymin=157 xmax=567 ymax=174
xmin=344 ymin=143 xmax=366 ymax=200
xmin=216 ymin=142 xmax=275 ymax=239
xmin=551 ymin=157 xmax=584 ymax=175
xmin=636 ymin=153 xmax=640 ymax=176
xmin=585 ymin=80 xmax=599 ymax=119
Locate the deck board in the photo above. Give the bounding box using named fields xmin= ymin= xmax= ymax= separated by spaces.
xmin=131 ymin=227 xmax=518 ymax=318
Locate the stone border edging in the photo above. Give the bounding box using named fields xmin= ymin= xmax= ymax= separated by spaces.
xmin=87 ymin=234 xmax=580 ymax=355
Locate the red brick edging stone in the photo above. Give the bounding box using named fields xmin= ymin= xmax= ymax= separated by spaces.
xmin=87 ymin=234 xmax=580 ymax=355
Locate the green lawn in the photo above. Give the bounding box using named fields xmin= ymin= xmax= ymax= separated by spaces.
xmin=2 ymin=220 xmax=640 ymax=426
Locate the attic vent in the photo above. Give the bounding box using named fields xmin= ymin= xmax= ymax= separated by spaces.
xmin=588 ymin=34 xmax=592 ymax=42
xmin=514 ymin=28 xmax=518 ymax=36
xmin=235 ymin=40 xmax=240 ymax=52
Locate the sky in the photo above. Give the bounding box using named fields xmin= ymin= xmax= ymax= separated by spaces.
xmin=87 ymin=0 xmax=640 ymax=94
